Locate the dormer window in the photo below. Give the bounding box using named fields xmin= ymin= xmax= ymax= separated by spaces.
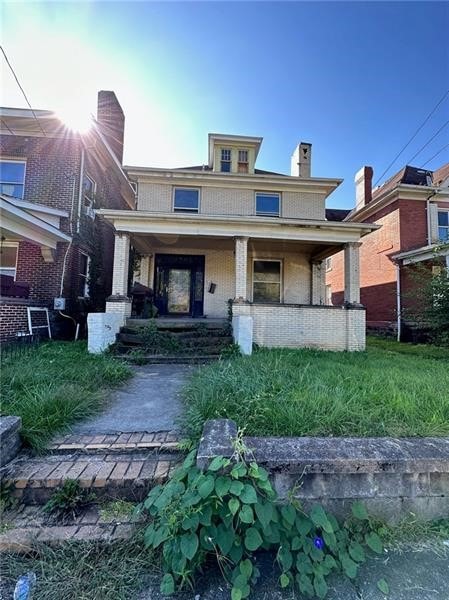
xmin=220 ymin=148 xmax=231 ymax=172
xmin=238 ymin=150 xmax=249 ymax=173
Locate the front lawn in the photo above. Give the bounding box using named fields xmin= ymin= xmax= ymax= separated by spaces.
xmin=1 ymin=341 xmax=131 ymax=452
xmin=182 ymin=338 xmax=449 ymax=439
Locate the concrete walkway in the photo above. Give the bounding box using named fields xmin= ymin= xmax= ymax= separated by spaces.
xmin=71 ymin=364 xmax=193 ymax=434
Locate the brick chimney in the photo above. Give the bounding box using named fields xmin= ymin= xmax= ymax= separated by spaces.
xmin=291 ymin=142 xmax=312 ymax=177
xmin=354 ymin=166 xmax=373 ymax=211
xmin=97 ymin=91 xmax=125 ymax=164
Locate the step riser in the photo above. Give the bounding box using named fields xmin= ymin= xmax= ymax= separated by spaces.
xmin=118 ymin=333 xmax=232 ymax=345
xmin=121 ymin=356 xmax=220 ymax=364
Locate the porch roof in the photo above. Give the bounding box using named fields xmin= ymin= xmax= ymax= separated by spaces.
xmin=97 ymin=209 xmax=378 ymax=246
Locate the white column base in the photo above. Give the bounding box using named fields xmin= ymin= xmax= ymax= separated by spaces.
xmin=87 ymin=312 xmax=124 ymax=354
xmin=232 ymin=315 xmax=253 ymax=355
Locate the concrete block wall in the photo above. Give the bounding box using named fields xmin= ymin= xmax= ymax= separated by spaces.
xmin=197 ymin=420 xmax=449 ymax=523
xmin=87 ymin=312 xmax=125 ymax=353
xmin=233 ymin=303 xmax=365 ymax=351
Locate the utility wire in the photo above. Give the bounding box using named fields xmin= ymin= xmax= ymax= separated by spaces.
xmin=0 ymin=118 xmax=14 ymax=134
xmin=373 ymin=89 xmax=449 ymax=187
xmin=420 ymin=142 xmax=449 ymax=168
xmin=0 ymin=45 xmax=46 ymax=136
xmin=406 ymin=119 xmax=449 ymax=165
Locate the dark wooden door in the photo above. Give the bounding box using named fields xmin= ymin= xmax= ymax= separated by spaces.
xmin=154 ymin=254 xmax=205 ymax=317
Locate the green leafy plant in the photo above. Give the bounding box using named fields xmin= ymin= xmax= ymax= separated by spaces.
xmin=220 ymin=343 xmax=242 ymax=359
xmin=127 ymin=348 xmax=149 ymax=365
xmin=139 ymin=321 xmax=184 ymax=355
xmin=0 ymin=480 xmax=17 ymax=515
xmin=44 ymin=479 xmax=96 ymax=521
xmin=142 ymin=445 xmax=386 ymax=598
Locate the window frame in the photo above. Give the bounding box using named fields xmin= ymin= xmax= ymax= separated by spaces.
xmin=78 ymin=252 xmax=90 ymax=298
xmin=252 ymin=258 xmax=282 ymax=303
xmin=325 ymin=257 xmax=332 ymax=272
xmin=172 ymin=187 xmax=200 ymax=213
xmin=0 ymin=159 xmax=26 ymax=199
xmin=0 ymin=241 xmax=19 ymax=280
xmin=437 ymin=210 xmax=449 ymax=242
xmin=238 ymin=149 xmax=249 ymax=173
xmin=220 ymin=148 xmax=232 ymax=173
xmin=255 ymin=192 xmax=281 ymax=217
xmin=82 ymin=173 xmax=96 ymax=217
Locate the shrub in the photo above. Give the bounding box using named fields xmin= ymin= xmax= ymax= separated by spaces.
xmin=142 ymin=443 xmax=386 ymax=599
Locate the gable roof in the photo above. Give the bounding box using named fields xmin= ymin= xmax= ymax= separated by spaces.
xmin=326 ymin=208 xmax=351 ymax=221
xmin=372 ymin=165 xmax=433 ymax=200
xmin=433 ymin=162 xmax=449 ymax=186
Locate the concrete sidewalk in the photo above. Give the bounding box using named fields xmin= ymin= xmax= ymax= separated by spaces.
xmin=71 ymin=363 xmax=193 ymax=434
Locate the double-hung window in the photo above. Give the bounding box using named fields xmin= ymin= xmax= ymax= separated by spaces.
xmin=255 ymin=192 xmax=280 ymax=217
xmin=0 ymin=160 xmax=26 ymax=199
xmin=238 ymin=149 xmax=249 ymax=173
xmin=0 ymin=242 xmax=18 ymax=279
xmin=220 ymin=148 xmax=231 ymax=172
xmin=438 ymin=211 xmax=449 ymax=242
xmin=78 ymin=252 xmax=90 ymax=298
xmin=173 ymin=188 xmax=199 ymax=213
xmin=253 ymin=260 xmax=281 ymax=303
xmin=83 ymin=174 xmax=96 ymax=217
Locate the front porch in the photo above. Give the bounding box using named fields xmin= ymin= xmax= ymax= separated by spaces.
xmin=91 ymin=211 xmax=376 ymax=353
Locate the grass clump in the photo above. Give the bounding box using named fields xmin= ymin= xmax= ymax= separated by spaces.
xmin=181 ymin=338 xmax=449 ymax=440
xmin=44 ymin=479 xmax=95 ymax=521
xmin=1 ymin=341 xmax=131 ymax=452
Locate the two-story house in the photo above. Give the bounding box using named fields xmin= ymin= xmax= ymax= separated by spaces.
xmin=0 ymin=91 xmax=135 ymax=341
xmin=326 ymin=162 xmax=449 ymax=339
xmin=96 ymin=134 xmax=376 ymax=353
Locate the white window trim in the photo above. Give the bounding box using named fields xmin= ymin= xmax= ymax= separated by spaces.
xmin=172 ymin=187 xmax=201 ymax=213
xmin=0 ymin=241 xmax=19 ymax=280
xmin=255 ymin=192 xmax=281 ymax=217
xmin=252 ymin=258 xmax=283 ymax=303
xmin=220 ymin=148 xmax=232 ymax=172
xmin=438 ymin=209 xmax=449 ymax=242
xmin=325 ymin=257 xmax=332 ymax=272
xmin=78 ymin=252 xmax=90 ymax=298
xmin=0 ymin=158 xmax=26 ymax=199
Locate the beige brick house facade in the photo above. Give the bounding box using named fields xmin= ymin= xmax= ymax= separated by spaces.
xmin=98 ymin=134 xmax=376 ymax=352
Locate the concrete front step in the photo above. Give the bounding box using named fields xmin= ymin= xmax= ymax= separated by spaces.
xmin=119 ymin=354 xmax=221 ymax=364
xmin=118 ymin=332 xmax=232 ymax=345
xmin=5 ymin=450 xmax=180 ymax=505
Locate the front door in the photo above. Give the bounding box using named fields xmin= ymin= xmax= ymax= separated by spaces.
xmin=154 ymin=254 xmax=205 ymax=317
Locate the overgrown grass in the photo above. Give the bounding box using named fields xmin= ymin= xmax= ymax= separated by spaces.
xmin=1 ymin=341 xmax=131 ymax=452
xmin=181 ymin=338 xmax=449 ymax=439
xmin=0 ymin=539 xmax=155 ymax=600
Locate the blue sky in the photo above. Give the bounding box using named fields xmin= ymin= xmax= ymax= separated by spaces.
xmin=1 ymin=1 xmax=448 ymax=208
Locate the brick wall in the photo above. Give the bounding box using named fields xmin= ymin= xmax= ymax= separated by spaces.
xmin=0 ymin=300 xmax=30 ymax=340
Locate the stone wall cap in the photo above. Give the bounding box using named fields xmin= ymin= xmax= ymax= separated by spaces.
xmin=0 ymin=415 xmax=22 ymax=437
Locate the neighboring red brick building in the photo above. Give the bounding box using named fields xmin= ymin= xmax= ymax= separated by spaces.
xmin=326 ymin=163 xmax=449 ymax=339
xmin=0 ymin=91 xmax=135 ymax=341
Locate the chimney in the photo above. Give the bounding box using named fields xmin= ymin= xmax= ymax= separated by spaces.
xmin=291 ymin=142 xmax=312 ymax=177
xmin=97 ymin=91 xmax=125 ymax=164
xmin=354 ymin=166 xmax=373 ymax=211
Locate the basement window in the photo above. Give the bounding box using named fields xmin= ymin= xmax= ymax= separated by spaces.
xmin=173 ymin=188 xmax=200 ymax=213
xmin=438 ymin=211 xmax=449 ymax=242
xmin=253 ymin=260 xmax=281 ymax=303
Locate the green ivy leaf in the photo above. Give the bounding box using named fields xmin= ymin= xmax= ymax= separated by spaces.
xmin=323 ymin=530 xmax=337 ymax=550
xmin=281 ymin=504 xmax=296 ymax=526
xmin=297 ymin=573 xmax=314 ymax=596
xmin=198 ymin=475 xmax=215 ymax=499
xmin=215 ymin=476 xmax=231 ymax=497
xmin=365 ymin=532 xmax=383 ymax=554
xmin=278 ymin=546 xmax=293 ymax=571
xmin=377 ymin=578 xmax=390 ymax=595
xmin=310 ymin=505 xmax=333 ymax=533
xmin=239 ymin=558 xmax=253 ymax=579
xmin=231 ymin=462 xmax=247 ymax=478
xmin=291 ymin=536 xmax=302 ymax=551
xmin=229 ymin=543 xmax=244 ymax=563
xmin=198 ymin=505 xmax=212 ymax=526
xmin=296 ymin=515 xmax=312 ymax=536
xmin=349 ymin=541 xmax=366 ymax=563
xmin=207 ymin=456 xmax=226 ymax=472
xmin=341 ymin=553 xmax=358 ymax=579
xmin=229 ymin=497 xmax=240 ymax=516
xmin=240 ymin=484 xmax=258 ymax=504
xmin=153 ymin=525 xmax=170 ymax=548
xmin=180 ymin=532 xmax=199 ymax=560
xmin=313 ymin=575 xmax=328 ymax=599
xmin=181 ymin=513 xmax=199 ymax=531
xmin=239 ymin=505 xmax=254 ymax=524
xmin=160 ymin=573 xmax=175 ymax=595
xmin=280 ymin=573 xmax=290 ymax=588
xmin=244 ymin=527 xmax=263 ymax=551
xmin=216 ymin=523 xmax=234 ymax=555
xmin=323 ymin=554 xmax=337 ymax=571
xmin=254 ymin=501 xmax=273 ymax=529
xmin=231 ymin=588 xmax=242 ymax=600
xmin=352 ymin=501 xmax=369 ymax=520
xmin=182 ymin=450 xmax=197 ymax=470
xmin=230 ymin=480 xmax=245 ymax=496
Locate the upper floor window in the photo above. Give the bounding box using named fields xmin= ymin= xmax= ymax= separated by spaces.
xmin=0 ymin=242 xmax=18 ymax=279
xmin=78 ymin=252 xmax=90 ymax=298
xmin=220 ymin=148 xmax=231 ymax=172
xmin=438 ymin=211 xmax=449 ymax=242
xmin=255 ymin=192 xmax=280 ymax=217
xmin=83 ymin=174 xmax=96 ymax=218
xmin=0 ymin=160 xmax=26 ymax=199
xmin=238 ymin=149 xmax=249 ymax=173
xmin=173 ymin=187 xmax=199 ymax=213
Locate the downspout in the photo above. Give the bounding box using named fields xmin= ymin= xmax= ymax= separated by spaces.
xmin=396 ymin=262 xmax=401 ymax=342
xmin=76 ymin=148 xmax=85 ymax=234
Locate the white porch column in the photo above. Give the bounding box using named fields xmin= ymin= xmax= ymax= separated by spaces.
xmin=111 ymin=232 xmax=130 ymax=297
xmin=311 ymin=261 xmax=325 ymax=305
xmin=234 ymin=236 xmax=249 ymax=301
xmin=344 ymin=242 xmax=362 ymax=304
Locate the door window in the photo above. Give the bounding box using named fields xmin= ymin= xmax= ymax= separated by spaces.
xmin=167 ymin=269 xmax=191 ymax=313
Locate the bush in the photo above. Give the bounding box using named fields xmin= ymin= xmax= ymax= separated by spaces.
xmin=142 ymin=442 xmax=386 ymax=599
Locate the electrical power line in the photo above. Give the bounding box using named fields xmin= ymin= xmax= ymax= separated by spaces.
xmin=373 ymin=89 xmax=449 ymax=187
xmin=0 ymin=118 xmax=14 ymax=134
xmin=406 ymin=119 xmax=449 ymax=165
xmin=420 ymin=142 xmax=449 ymax=168
xmin=0 ymin=45 xmax=46 ymax=136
